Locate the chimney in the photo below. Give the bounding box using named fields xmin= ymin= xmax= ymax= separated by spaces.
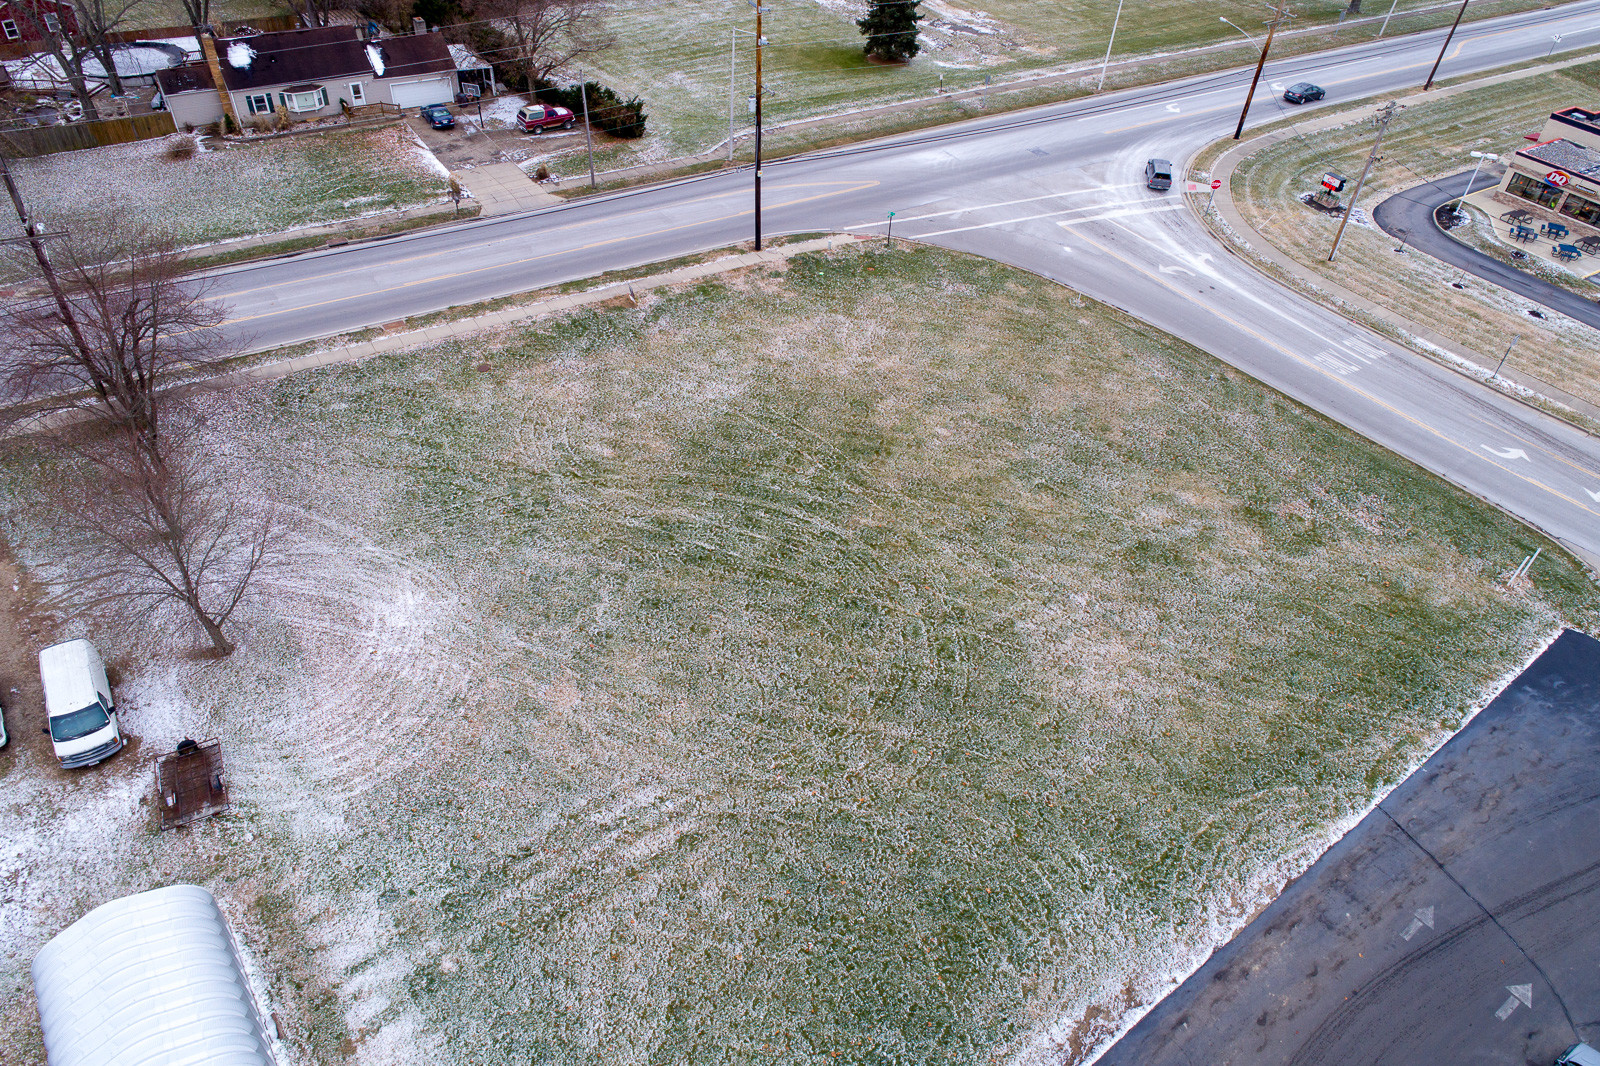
xmin=198 ymin=31 xmax=242 ymax=134
xmin=411 ymin=16 xmax=425 ymax=34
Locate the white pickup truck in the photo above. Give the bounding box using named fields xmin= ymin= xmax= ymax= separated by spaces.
xmin=40 ymin=639 xmax=123 ymax=769
xmin=1558 ymin=1045 xmax=1600 ymax=1066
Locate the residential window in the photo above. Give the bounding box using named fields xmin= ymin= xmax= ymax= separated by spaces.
xmin=1 ymin=19 xmax=20 ymax=40
xmin=245 ymin=93 xmax=274 ymax=116
xmin=1506 ymin=171 xmax=1563 ymax=210
xmin=349 ymin=82 xmax=365 ymax=105
xmin=1557 ymin=191 xmax=1600 ymax=227
xmin=41 ymin=12 xmax=59 ymax=32
xmin=278 ymin=87 xmax=329 ymax=113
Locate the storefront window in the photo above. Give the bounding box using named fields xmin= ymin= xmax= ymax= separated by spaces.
xmin=1507 ymin=172 xmax=1563 ymax=209
xmin=1558 ymin=192 xmax=1600 ymax=227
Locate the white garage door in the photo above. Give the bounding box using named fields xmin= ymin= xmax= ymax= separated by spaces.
xmin=390 ymin=78 xmax=450 ymax=110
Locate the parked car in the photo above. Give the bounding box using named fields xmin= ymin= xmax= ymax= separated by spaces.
xmin=1283 ymin=82 xmax=1325 ymax=104
xmin=420 ymin=103 xmax=455 ymax=129
xmin=454 ymin=83 xmax=482 ymax=105
xmin=1144 ymin=158 xmax=1173 ymax=192
xmin=516 ymin=103 xmax=575 ymax=134
xmin=40 ymin=639 xmax=122 ymax=769
xmin=1556 ymin=1045 xmax=1600 ymax=1066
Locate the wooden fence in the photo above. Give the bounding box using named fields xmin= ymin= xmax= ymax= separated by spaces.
xmin=0 ymin=111 xmax=176 ymax=156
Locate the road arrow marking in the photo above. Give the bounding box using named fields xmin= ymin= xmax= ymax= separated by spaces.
xmin=1165 ymin=103 xmax=1181 ymax=112
xmin=1587 ymin=488 xmax=1600 ymax=502
xmin=1481 ymin=445 xmax=1530 ymax=461
xmin=1158 ymin=265 xmax=1193 ymax=276
xmin=1401 ymin=906 xmax=1435 ymax=941
xmin=1496 ymin=984 xmax=1533 ymax=1020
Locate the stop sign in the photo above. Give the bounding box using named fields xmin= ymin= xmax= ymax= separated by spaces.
xmin=1547 ymin=170 xmax=1570 ymax=187
xmin=1211 ymin=178 xmax=1223 ymax=190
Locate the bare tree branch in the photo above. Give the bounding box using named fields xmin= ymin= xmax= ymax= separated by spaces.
xmin=462 ymin=0 xmax=611 ymax=88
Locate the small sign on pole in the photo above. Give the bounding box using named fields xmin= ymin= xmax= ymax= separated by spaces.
xmin=887 ymin=210 xmax=896 ymax=247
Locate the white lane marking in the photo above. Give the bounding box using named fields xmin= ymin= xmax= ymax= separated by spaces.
xmin=1315 ymin=351 xmax=1357 ymax=376
xmin=1482 ymin=445 xmax=1531 ymax=461
xmin=846 ymin=188 xmax=1140 ymax=230
xmin=1165 ymin=103 xmax=1181 ymax=112
xmin=1496 ymin=984 xmax=1533 ymax=1020
xmin=1345 ymin=338 xmax=1385 ymax=363
xmin=1400 ymin=906 xmax=1435 ymax=941
xmin=1158 ymin=265 xmax=1193 ymax=276
xmin=1270 ymin=82 xmax=1285 ymax=91
xmin=1054 ymin=203 xmax=1189 ymax=228
xmin=1588 ymin=488 xmax=1600 ymax=503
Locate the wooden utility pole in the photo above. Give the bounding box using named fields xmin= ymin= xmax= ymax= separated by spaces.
xmin=1233 ymin=0 xmax=1289 ymax=140
xmin=0 ymin=152 xmax=90 ymax=357
xmin=752 ymin=0 xmax=765 ymax=250
xmin=1328 ymin=102 xmax=1401 ymax=262
xmin=1423 ymin=0 xmax=1470 ymax=90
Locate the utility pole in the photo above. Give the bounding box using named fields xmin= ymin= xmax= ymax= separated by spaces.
xmin=728 ymin=28 xmax=737 ymax=162
xmin=0 ymin=152 xmax=88 ymax=356
xmin=1328 ymin=102 xmax=1401 ymax=262
xmin=1233 ymin=0 xmax=1289 ymax=140
xmin=579 ymin=79 xmax=596 ymax=189
xmin=751 ymin=0 xmax=765 ymax=250
xmin=1423 ymin=0 xmax=1470 ymax=90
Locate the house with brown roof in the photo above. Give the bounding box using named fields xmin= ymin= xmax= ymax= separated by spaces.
xmin=1491 ymin=107 xmax=1600 ymax=236
xmin=155 ymin=24 xmax=457 ymax=131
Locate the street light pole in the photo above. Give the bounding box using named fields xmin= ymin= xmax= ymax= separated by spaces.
xmin=1233 ymin=0 xmax=1289 ymax=140
xmin=1097 ymin=0 xmax=1126 ymax=92
xmin=1423 ymin=0 xmax=1470 ymax=90
xmin=579 ymin=78 xmax=596 ymax=189
xmin=1451 ymin=150 xmax=1497 ymax=213
xmin=1329 ymin=102 xmax=1401 ymax=262
xmin=1376 ymin=0 xmax=1400 ymax=39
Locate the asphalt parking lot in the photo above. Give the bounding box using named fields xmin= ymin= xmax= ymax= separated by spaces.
xmin=1096 ymin=628 xmax=1600 ymax=1066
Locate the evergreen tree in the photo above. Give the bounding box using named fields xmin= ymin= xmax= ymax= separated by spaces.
xmin=857 ymin=0 xmax=923 ymax=63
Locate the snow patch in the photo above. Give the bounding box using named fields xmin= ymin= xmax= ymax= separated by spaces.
xmin=366 ymin=44 xmax=386 ymax=77
xmin=227 ymin=41 xmax=256 ymax=70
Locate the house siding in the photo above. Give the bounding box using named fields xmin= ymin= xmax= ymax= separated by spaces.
xmin=165 ymin=89 xmax=224 ymax=129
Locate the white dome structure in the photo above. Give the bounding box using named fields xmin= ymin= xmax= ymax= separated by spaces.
xmin=31 ymin=885 xmax=277 ymax=1066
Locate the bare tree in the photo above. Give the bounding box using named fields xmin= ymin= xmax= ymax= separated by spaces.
xmin=280 ymin=0 xmax=336 ymax=28
xmin=36 ymin=432 xmax=276 ymax=656
xmin=175 ymin=0 xmax=211 ymax=38
xmin=11 ymin=3 xmax=102 ymax=120
xmin=0 ymin=208 xmax=227 ymax=457
xmin=464 ymin=0 xmax=611 ymax=88
xmin=74 ymin=0 xmax=146 ymax=98
xmin=1 ymin=205 xmax=275 ymax=656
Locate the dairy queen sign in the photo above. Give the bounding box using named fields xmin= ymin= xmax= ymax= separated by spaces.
xmin=1546 ymin=170 xmax=1571 ymax=187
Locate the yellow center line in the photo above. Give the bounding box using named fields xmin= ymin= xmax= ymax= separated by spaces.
xmin=219 ymin=180 xmax=879 ymax=328
xmin=1071 ymin=224 xmax=1600 ymax=518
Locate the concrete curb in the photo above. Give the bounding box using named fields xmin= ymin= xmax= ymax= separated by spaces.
xmin=1200 ymin=52 xmax=1600 ymax=429
xmin=222 ymin=235 xmax=869 ymax=387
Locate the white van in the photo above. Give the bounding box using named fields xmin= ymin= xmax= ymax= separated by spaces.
xmin=39 ymin=639 xmax=122 ymax=769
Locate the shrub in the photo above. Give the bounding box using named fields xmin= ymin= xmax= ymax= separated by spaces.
xmin=165 ymin=134 xmax=198 ymax=160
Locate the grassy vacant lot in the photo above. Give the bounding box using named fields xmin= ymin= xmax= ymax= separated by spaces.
xmin=573 ymin=0 xmax=1561 ymax=162
xmin=1 ymin=247 xmax=1593 ymax=1066
xmin=1229 ymin=58 xmax=1600 ymax=407
xmin=6 ymin=127 xmax=447 ymax=258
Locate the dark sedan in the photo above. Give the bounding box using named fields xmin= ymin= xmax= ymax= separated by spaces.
xmin=420 ymin=104 xmax=455 ymax=129
xmin=1283 ymin=82 xmax=1326 ymax=104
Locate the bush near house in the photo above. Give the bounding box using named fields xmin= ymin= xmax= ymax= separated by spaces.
xmin=538 ymin=79 xmax=646 ymax=138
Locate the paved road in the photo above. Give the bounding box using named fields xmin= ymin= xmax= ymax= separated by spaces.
xmin=1094 ymin=628 xmax=1600 ymax=1066
xmin=204 ymin=1 xmax=1600 ymax=569
xmin=1374 ymin=170 xmax=1600 ymax=329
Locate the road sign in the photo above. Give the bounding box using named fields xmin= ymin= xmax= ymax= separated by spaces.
xmin=1546 ymin=170 xmax=1570 ymax=187
xmin=1211 ymin=178 xmax=1223 ymax=190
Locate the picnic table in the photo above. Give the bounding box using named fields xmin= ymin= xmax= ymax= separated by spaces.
xmin=1541 ymin=221 xmax=1570 ymax=239
xmin=1552 ymin=243 xmax=1583 ymax=261
xmin=1576 ymin=235 xmax=1600 ymax=255
xmin=1508 ymin=224 xmax=1539 ymax=243
xmin=1500 ymin=208 xmax=1535 ymax=224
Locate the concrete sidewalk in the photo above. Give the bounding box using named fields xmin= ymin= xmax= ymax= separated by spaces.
xmin=456 ymin=162 xmax=563 ymax=216
xmin=1203 ymin=51 xmax=1600 ymax=427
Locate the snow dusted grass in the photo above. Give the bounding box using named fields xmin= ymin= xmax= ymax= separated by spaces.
xmin=1 ymin=246 xmax=1594 ymax=1066
xmin=1231 ymin=59 xmax=1600 ymax=406
xmin=5 ymin=127 xmax=447 ymax=262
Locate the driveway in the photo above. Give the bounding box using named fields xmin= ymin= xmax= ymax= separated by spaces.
xmin=1373 ymin=171 xmax=1600 ymax=331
